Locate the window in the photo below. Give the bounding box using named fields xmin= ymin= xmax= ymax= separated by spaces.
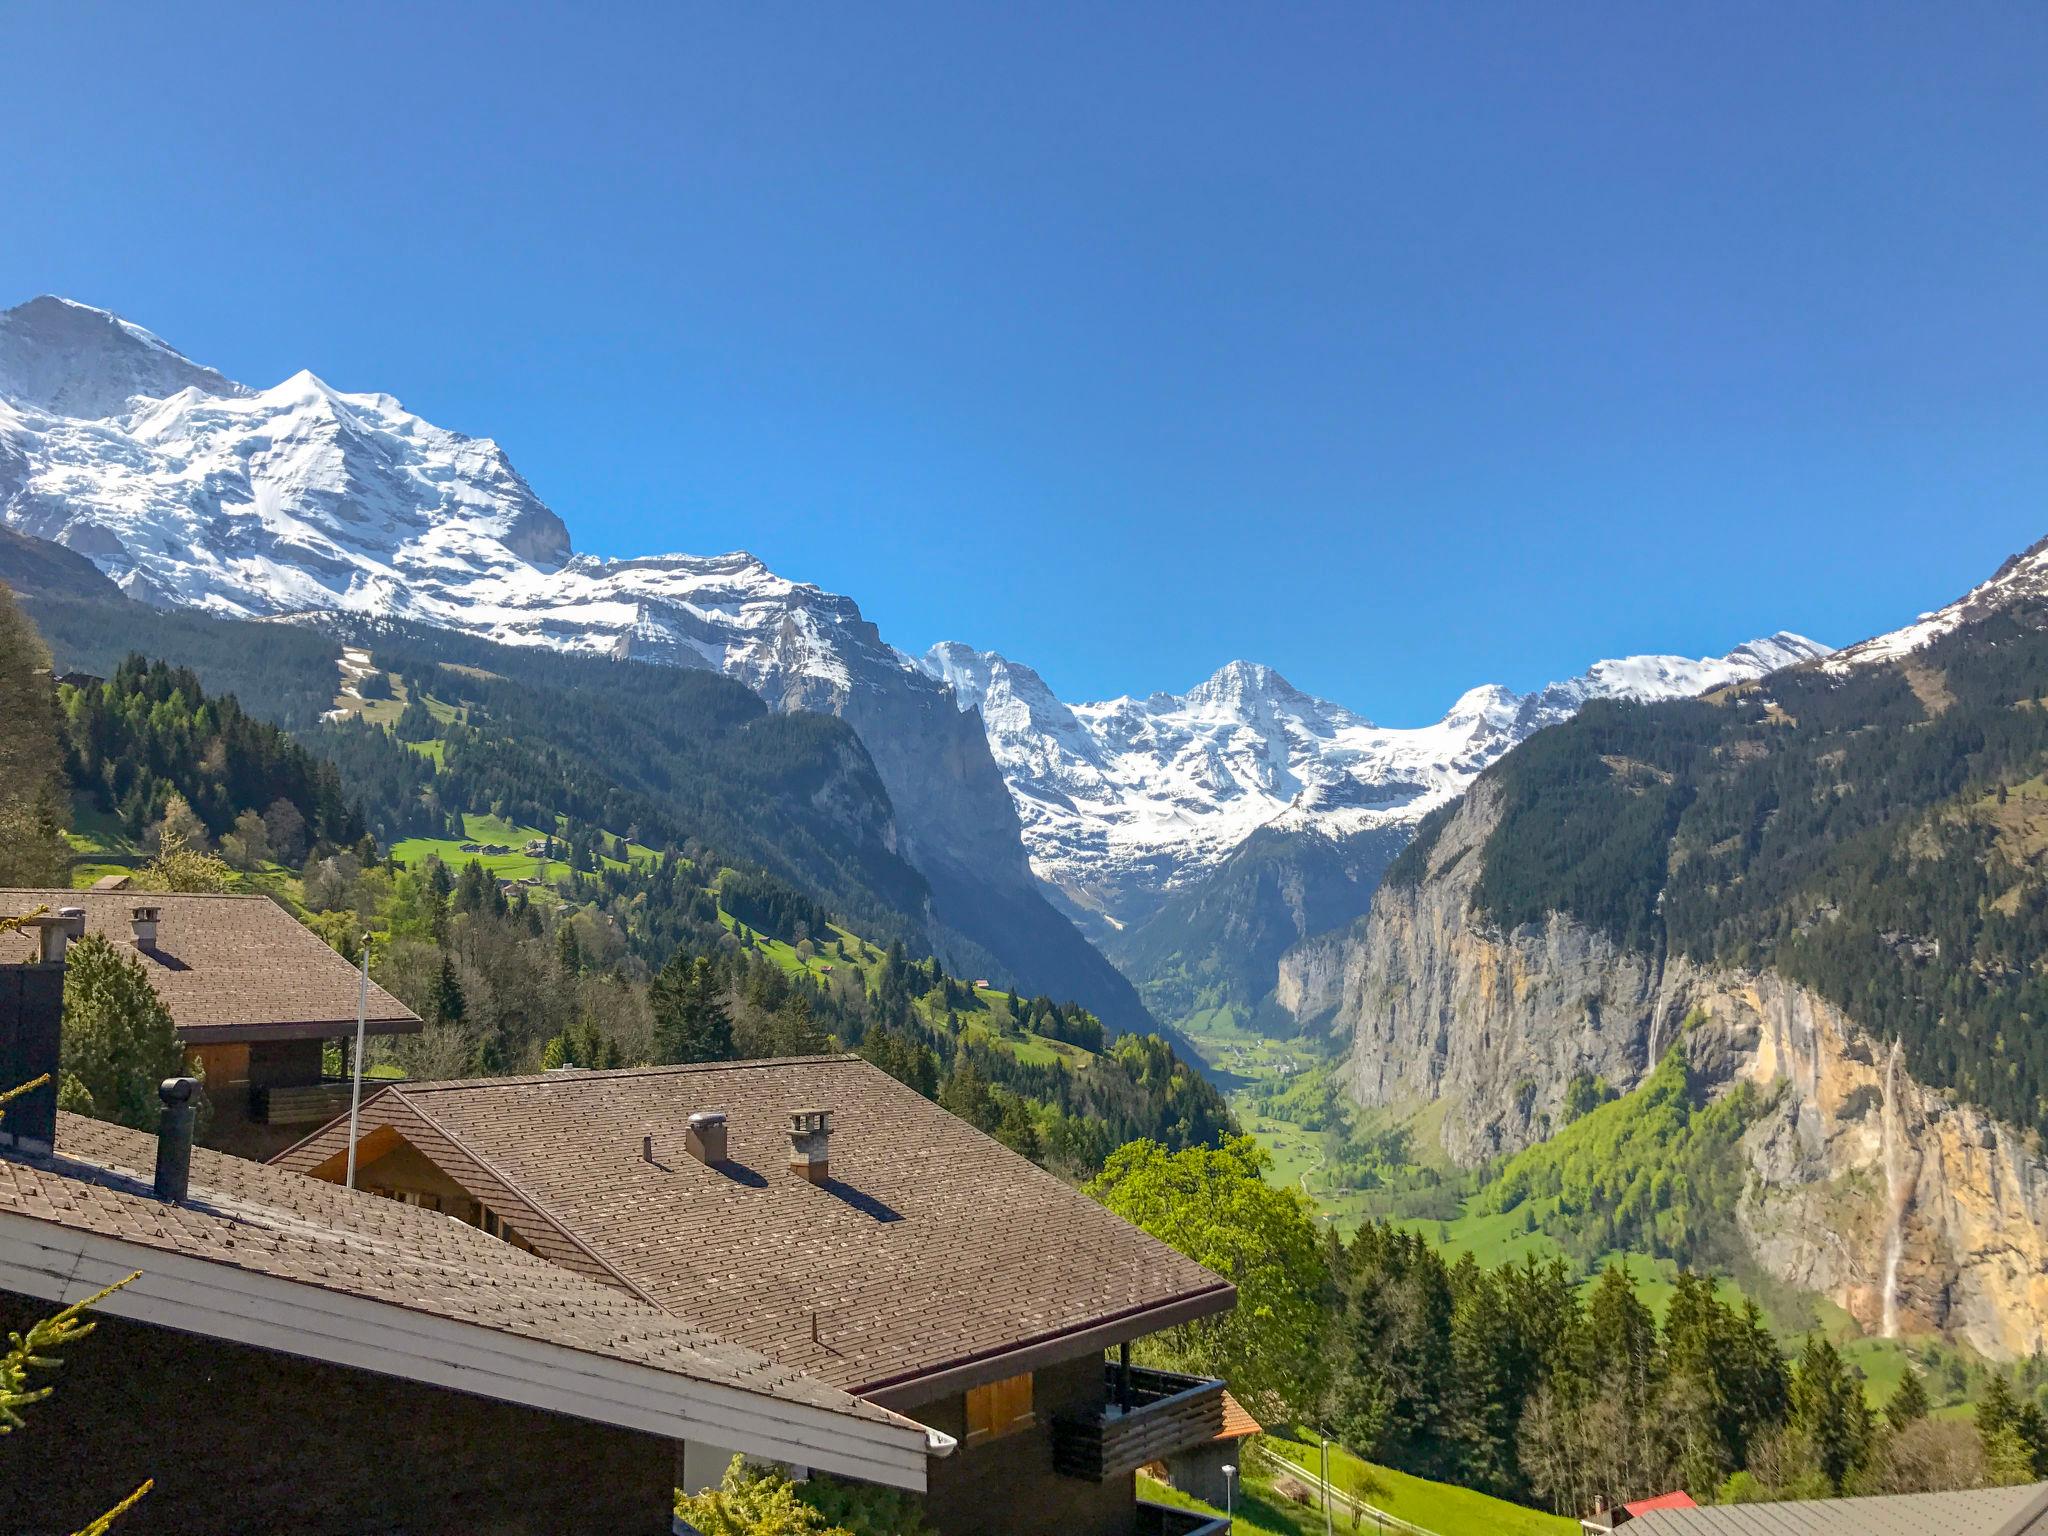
xmin=965 ymin=1372 xmax=1034 ymax=1444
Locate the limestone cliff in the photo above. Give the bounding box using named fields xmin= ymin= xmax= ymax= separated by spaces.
xmin=1325 ymin=779 xmax=2048 ymax=1359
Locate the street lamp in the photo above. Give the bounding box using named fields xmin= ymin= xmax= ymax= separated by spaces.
xmin=1321 ymin=1434 xmax=1334 ymax=1536
xmin=1221 ymin=1463 xmax=1236 ymax=1527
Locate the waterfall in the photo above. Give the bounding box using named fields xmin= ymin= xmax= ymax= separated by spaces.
xmin=1880 ymin=1038 xmax=1910 ymax=1339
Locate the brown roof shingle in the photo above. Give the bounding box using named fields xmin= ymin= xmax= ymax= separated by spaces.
xmin=274 ymin=1056 xmax=1234 ymax=1395
xmin=0 ymin=1112 xmax=898 ymax=1428
xmin=0 ymin=891 xmax=418 ymax=1041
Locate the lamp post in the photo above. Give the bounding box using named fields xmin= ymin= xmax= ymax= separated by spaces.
xmin=1221 ymin=1463 xmax=1236 ymax=1528
xmin=1321 ymin=1434 xmax=1334 ymax=1536
xmin=344 ymin=931 xmax=370 ymax=1189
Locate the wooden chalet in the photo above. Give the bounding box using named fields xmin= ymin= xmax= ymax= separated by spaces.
xmin=276 ymin=1055 xmax=1242 ymax=1536
xmin=0 ymin=890 xmax=420 ymax=1155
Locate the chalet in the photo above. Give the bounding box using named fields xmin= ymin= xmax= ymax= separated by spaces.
xmin=1593 ymin=1481 xmax=2048 ymax=1533
xmin=0 ymin=892 xmax=420 ymax=1156
xmin=0 ymin=956 xmax=935 ymax=1535
xmin=275 ymin=1056 xmax=1241 ymax=1536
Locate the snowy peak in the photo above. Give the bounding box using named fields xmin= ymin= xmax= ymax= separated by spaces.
xmin=925 ymin=630 xmax=1833 ymax=934
xmin=0 ymin=295 xmax=571 ymax=612
xmin=0 ymin=296 xmax=241 ymax=420
xmin=1827 ymin=537 xmax=2048 ymax=673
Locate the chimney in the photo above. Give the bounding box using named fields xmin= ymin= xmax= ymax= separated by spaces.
xmin=686 ymin=1111 xmax=728 ymax=1165
xmin=153 ymin=1077 xmax=198 ymax=1203
xmin=131 ymin=905 xmax=161 ymax=952
xmin=787 ymin=1109 xmax=831 ymax=1184
xmin=0 ymin=933 xmax=65 ymax=1156
xmin=32 ymin=907 xmax=87 ymax=966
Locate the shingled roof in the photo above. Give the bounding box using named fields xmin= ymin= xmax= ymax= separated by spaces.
xmin=1617 ymin=1481 xmax=2048 ymax=1535
xmin=0 ymin=1112 xmax=933 ymax=1488
xmin=0 ymin=891 xmax=418 ymax=1042
xmin=273 ymin=1055 xmax=1235 ymax=1400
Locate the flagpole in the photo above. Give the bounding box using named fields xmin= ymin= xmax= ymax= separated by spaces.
xmin=344 ymin=932 xmax=370 ymax=1190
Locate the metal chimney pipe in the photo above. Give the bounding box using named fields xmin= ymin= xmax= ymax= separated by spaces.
xmin=153 ymin=1077 xmax=198 ymax=1203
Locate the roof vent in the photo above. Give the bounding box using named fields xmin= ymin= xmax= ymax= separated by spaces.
xmin=787 ymin=1109 xmax=831 ymax=1185
xmin=153 ymin=1077 xmax=198 ymax=1203
xmin=687 ymin=1111 xmax=728 ymax=1166
xmin=131 ymin=905 xmax=161 ymax=951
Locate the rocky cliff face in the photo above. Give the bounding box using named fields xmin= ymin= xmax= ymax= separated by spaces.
xmin=1328 ymin=780 xmax=2048 ymax=1359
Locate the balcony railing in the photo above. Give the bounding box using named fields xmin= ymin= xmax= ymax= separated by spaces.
xmin=1051 ymin=1364 xmax=1225 ymax=1483
xmin=251 ymin=1078 xmax=356 ymax=1126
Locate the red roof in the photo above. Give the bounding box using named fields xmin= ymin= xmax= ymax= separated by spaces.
xmin=1217 ymin=1391 xmax=1261 ymax=1441
xmin=1624 ymin=1491 xmax=1697 ymax=1516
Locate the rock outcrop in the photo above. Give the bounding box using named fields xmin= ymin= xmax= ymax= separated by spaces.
xmin=1327 ymin=779 xmax=2048 ymax=1359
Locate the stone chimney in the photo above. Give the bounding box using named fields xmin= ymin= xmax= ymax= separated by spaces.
xmin=686 ymin=1111 xmax=728 ymax=1166
xmin=131 ymin=905 xmax=161 ymax=952
xmin=787 ymin=1109 xmax=832 ymax=1184
xmin=34 ymin=907 xmax=86 ymax=966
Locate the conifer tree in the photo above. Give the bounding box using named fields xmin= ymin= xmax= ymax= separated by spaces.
xmin=58 ymin=936 xmax=191 ymax=1131
xmin=0 ymin=585 xmax=71 ymax=887
xmin=651 ymin=953 xmax=735 ymax=1064
xmin=1885 ymin=1368 xmax=1931 ymax=1432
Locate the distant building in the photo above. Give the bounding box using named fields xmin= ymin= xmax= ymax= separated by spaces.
xmin=1588 ymin=1483 xmax=2048 ymax=1534
xmin=0 ymin=892 xmax=420 ymax=1157
xmin=1150 ymin=1389 xmax=1260 ymax=1507
xmin=1584 ymin=1490 xmax=1697 ymax=1531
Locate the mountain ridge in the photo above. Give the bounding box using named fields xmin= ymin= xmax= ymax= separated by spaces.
xmin=0 ymin=292 xmax=1830 ymax=1043
xmin=0 ymin=296 xmax=1150 ymax=1034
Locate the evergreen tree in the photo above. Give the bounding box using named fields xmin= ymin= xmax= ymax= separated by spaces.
xmin=59 ymin=935 xmax=191 ymax=1131
xmin=650 ymin=953 xmax=735 ymax=1064
xmin=429 ymin=955 xmax=467 ymax=1027
xmin=994 ymin=1097 xmax=1044 ymax=1163
xmin=1885 ymin=1368 xmax=1931 ymax=1432
xmin=1788 ymin=1336 xmax=1874 ymax=1493
xmin=938 ymin=1057 xmax=999 ymax=1134
xmin=0 ymin=586 xmax=72 ymax=887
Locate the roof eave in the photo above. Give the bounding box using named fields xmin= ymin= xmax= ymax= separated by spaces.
xmin=855 ymin=1279 xmax=1238 ymax=1409
xmin=0 ymin=1208 xmax=934 ymax=1491
xmin=178 ymin=1016 xmax=423 ymax=1044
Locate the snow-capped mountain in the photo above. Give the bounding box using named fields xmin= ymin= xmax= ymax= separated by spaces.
xmin=923 ymin=632 xmax=1831 ymax=936
xmin=0 ymin=295 xmax=1157 ymax=1033
xmin=0 ymin=293 xmax=1834 ymax=1034
xmin=0 ymin=298 xmax=571 ymax=613
xmin=1826 ymin=533 xmax=2048 ymax=673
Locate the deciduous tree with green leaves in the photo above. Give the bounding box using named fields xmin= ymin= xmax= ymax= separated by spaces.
xmin=674 ymin=1457 xmax=933 ymax=1536
xmin=1086 ymin=1134 xmax=1330 ymax=1421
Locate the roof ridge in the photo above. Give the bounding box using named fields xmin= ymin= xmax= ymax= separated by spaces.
xmin=397 ymin=1053 xmax=863 ymax=1093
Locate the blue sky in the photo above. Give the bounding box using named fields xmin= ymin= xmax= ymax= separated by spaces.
xmin=5 ymin=4 xmax=2045 ymax=722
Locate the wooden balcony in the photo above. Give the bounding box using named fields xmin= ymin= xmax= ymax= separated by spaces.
xmin=1051 ymin=1364 xmax=1225 ymax=1483
xmin=252 ymin=1079 xmax=357 ymax=1126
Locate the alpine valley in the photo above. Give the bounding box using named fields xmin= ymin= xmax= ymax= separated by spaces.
xmin=16 ymin=291 xmax=2048 ymax=1367
xmin=0 ymin=294 xmax=1827 ymax=1037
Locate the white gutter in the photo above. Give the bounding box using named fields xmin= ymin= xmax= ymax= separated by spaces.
xmin=0 ymin=1211 xmax=934 ymax=1491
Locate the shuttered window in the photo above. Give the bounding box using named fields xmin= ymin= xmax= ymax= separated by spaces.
xmin=965 ymin=1372 xmax=1034 ymax=1444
